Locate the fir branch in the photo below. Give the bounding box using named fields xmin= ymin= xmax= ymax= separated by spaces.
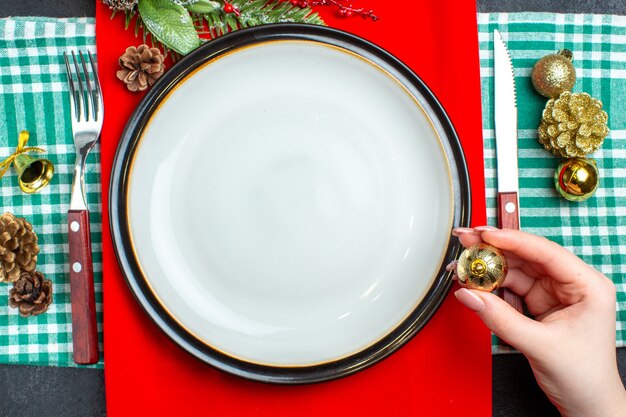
xmin=108 ymin=0 xmax=325 ymax=58
xmin=195 ymin=0 xmax=325 ymax=39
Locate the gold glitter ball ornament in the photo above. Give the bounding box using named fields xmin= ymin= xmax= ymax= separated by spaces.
xmin=555 ymin=157 xmax=599 ymax=202
xmin=531 ymin=50 xmax=576 ymax=98
xmin=538 ymin=91 xmax=609 ymax=158
xmin=456 ymin=243 xmax=508 ymax=292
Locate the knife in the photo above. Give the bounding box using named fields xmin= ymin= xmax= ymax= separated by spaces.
xmin=493 ymin=29 xmax=523 ymax=313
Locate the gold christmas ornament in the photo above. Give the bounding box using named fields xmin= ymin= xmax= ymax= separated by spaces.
xmin=456 ymin=243 xmax=508 ymax=292
xmin=538 ymin=91 xmax=609 ymax=158
xmin=0 ymin=212 xmax=40 ymax=283
xmin=531 ymin=49 xmax=576 ymax=98
xmin=555 ymin=157 xmax=599 ymax=202
xmin=0 ymin=130 xmax=54 ymax=194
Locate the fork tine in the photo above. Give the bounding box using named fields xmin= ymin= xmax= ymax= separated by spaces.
xmin=87 ymin=51 xmax=102 ymax=122
xmin=63 ymin=52 xmax=79 ymax=123
xmin=71 ymin=51 xmax=87 ymax=122
xmin=79 ymin=51 xmax=94 ymax=122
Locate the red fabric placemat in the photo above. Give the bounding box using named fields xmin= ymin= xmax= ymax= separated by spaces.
xmin=97 ymin=1 xmax=489 ymax=415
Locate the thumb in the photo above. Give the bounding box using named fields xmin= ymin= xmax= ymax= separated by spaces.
xmin=454 ymin=288 xmax=544 ymax=354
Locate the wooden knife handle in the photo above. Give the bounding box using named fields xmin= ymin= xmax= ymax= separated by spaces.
xmin=497 ymin=191 xmax=520 ymax=230
xmin=68 ymin=209 xmax=99 ymax=364
xmin=496 ymin=192 xmax=524 ymax=314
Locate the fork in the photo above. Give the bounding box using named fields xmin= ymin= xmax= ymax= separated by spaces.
xmin=64 ymin=51 xmax=103 ymax=365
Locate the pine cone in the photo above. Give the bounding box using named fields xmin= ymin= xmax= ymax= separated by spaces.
xmin=0 ymin=212 xmax=39 ymax=283
xmin=538 ymin=91 xmax=609 ymax=158
xmin=102 ymin=0 xmax=138 ymax=12
xmin=116 ymin=45 xmax=165 ymax=92
xmin=9 ymin=271 xmax=53 ymax=317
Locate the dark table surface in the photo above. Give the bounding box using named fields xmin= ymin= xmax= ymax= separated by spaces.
xmin=0 ymin=1 xmax=625 ymax=416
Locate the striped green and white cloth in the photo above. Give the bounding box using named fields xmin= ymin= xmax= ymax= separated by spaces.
xmin=1 ymin=13 xmax=625 ymax=367
xmin=0 ymin=18 xmax=102 ymax=367
xmin=477 ymin=13 xmax=626 ymax=352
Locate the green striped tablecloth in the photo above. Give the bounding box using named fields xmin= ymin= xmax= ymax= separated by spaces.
xmin=1 ymin=13 xmax=625 ymax=367
xmin=477 ymin=13 xmax=626 ymax=352
xmin=0 ymin=18 xmax=102 ymax=368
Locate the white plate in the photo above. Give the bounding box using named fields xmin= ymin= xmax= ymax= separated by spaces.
xmin=111 ymin=24 xmax=469 ymax=383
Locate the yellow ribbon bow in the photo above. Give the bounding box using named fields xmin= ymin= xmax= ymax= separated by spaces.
xmin=0 ymin=130 xmax=46 ymax=179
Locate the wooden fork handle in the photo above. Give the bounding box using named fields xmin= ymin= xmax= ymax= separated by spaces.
xmin=68 ymin=209 xmax=99 ymax=364
xmin=497 ymin=191 xmax=524 ymax=314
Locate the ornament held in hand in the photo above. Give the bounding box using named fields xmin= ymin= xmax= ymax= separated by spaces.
xmin=538 ymin=91 xmax=609 ymax=158
xmin=531 ymin=49 xmax=576 ymax=98
xmin=9 ymin=270 xmax=53 ymax=317
xmin=555 ymin=157 xmax=599 ymax=202
xmin=455 ymin=243 xmax=508 ymax=292
xmin=0 ymin=212 xmax=39 ymax=283
xmin=117 ymin=45 xmax=165 ymax=92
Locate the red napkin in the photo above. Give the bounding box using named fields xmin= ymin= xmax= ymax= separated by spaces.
xmin=97 ymin=1 xmax=489 ymax=415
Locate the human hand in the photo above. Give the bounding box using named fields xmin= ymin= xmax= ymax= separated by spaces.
xmin=451 ymin=227 xmax=626 ymax=417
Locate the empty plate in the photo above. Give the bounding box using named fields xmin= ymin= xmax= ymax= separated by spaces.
xmin=110 ymin=24 xmax=470 ymax=384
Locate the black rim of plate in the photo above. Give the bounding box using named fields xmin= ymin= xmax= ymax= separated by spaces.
xmin=109 ymin=23 xmax=471 ymax=385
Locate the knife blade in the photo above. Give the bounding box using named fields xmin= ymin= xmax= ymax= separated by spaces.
xmin=493 ymin=29 xmax=523 ymax=313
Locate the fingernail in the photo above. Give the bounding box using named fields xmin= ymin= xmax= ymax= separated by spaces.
xmin=454 ymin=288 xmax=485 ymax=312
xmin=473 ymin=225 xmax=498 ymax=233
xmin=452 ymin=227 xmax=474 ymax=236
xmin=445 ymin=261 xmax=457 ymax=272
